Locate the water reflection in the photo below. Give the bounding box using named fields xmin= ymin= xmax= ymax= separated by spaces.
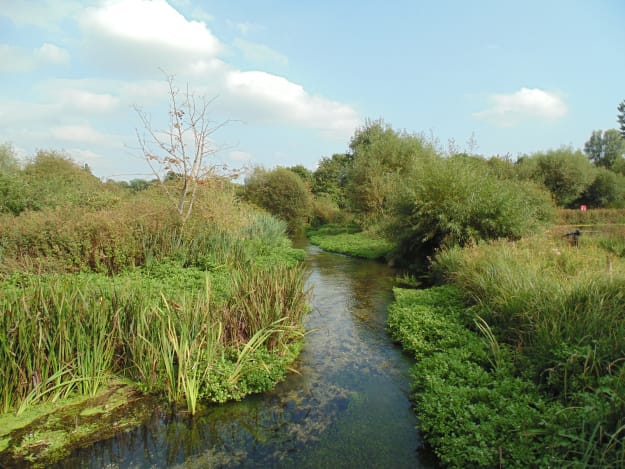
xmin=56 ymin=245 xmax=435 ymax=468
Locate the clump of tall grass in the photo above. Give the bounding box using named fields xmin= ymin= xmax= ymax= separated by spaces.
xmin=431 ymin=233 xmax=625 ymax=465
xmin=0 ymin=262 xmax=308 ymax=415
xmin=0 ymin=275 xmax=119 ymax=414
xmin=224 ymin=263 xmax=309 ymax=349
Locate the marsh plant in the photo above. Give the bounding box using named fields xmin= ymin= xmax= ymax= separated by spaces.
xmin=0 ymin=262 xmax=308 ymax=416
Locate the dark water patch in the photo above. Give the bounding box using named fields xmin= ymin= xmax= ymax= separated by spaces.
xmin=54 ymin=245 xmax=436 ymax=468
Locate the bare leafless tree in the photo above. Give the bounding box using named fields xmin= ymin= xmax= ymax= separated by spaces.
xmin=134 ymin=73 xmax=231 ymax=224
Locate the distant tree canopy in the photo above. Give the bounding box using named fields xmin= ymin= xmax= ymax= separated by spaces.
xmin=311 ymin=153 xmax=352 ymax=209
xmin=584 ymin=129 xmax=625 ymax=169
xmin=579 ymin=167 xmax=625 ymax=209
xmin=243 ymin=166 xmax=312 ymax=233
xmin=346 ymin=119 xmax=436 ymax=221
xmin=517 ymin=147 xmax=595 ymax=207
xmin=286 ymin=165 xmax=313 ymax=186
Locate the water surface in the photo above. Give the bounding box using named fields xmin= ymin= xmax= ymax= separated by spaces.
xmin=58 ymin=245 xmax=435 ymax=468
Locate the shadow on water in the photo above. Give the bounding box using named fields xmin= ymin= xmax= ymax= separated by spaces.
xmin=55 ymin=244 xmax=437 ymax=468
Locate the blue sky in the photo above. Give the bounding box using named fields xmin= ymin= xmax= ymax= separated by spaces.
xmin=1 ymin=0 xmax=624 ymax=181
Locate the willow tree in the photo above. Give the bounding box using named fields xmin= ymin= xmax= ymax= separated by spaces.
xmin=134 ymin=74 xmax=230 ymax=224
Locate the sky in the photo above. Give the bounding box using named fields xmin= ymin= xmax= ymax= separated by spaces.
xmin=1 ymin=0 xmax=624 ymax=181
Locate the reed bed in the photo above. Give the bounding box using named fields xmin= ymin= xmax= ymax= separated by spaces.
xmin=0 ymin=263 xmax=307 ymax=415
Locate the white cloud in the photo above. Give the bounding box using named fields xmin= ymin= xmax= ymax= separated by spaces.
xmin=50 ymin=124 xmax=115 ymax=145
xmin=0 ymin=0 xmax=85 ymax=30
xmin=34 ymin=43 xmax=71 ymax=65
xmin=1 ymin=0 xmax=359 ymax=177
xmin=473 ymin=88 xmax=567 ymax=127
xmin=80 ymin=0 xmax=222 ymax=73
xmin=0 ymin=43 xmax=70 ymax=72
xmin=233 ymin=38 xmax=288 ymax=67
xmin=225 ymin=71 xmax=359 ymax=137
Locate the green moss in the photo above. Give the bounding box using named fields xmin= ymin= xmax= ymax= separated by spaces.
xmin=0 ymin=381 xmax=152 ymax=468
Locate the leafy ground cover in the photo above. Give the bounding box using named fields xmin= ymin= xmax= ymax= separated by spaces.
xmin=307 ymin=224 xmax=394 ymax=260
xmin=389 ymin=229 xmax=625 ymax=468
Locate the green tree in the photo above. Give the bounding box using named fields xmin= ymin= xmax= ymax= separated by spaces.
xmin=0 ymin=143 xmax=27 ymax=215
xmin=517 ymin=147 xmax=595 ymax=207
xmin=618 ymin=100 xmax=625 ymax=139
xmin=286 ymin=165 xmax=313 ymax=186
xmin=388 ymin=156 xmax=553 ymax=268
xmin=347 ymin=119 xmax=435 ymax=221
xmin=312 ymin=153 xmax=352 ymax=208
xmin=584 ymin=129 xmax=625 ymax=168
xmin=243 ymin=167 xmax=312 ymax=233
xmin=578 ymin=167 xmax=625 ymax=208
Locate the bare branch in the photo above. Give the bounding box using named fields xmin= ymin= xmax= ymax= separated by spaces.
xmin=133 ymin=73 xmax=231 ymax=223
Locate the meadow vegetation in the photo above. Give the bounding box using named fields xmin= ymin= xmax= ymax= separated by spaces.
xmin=0 ymin=150 xmax=308 ymax=429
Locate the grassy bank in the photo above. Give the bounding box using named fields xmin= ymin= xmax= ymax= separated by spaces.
xmin=388 ymin=229 xmax=625 ymax=467
xmin=306 ymin=224 xmax=394 ymax=260
xmin=0 ymin=181 xmax=310 ymax=465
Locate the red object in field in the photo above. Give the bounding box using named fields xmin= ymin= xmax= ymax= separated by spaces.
xmin=580 ymin=205 xmax=587 ymax=211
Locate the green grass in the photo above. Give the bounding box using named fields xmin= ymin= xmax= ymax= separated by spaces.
xmin=307 ymin=225 xmax=394 ymax=260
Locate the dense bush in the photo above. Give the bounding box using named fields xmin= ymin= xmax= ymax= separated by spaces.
xmin=346 ymin=119 xmax=436 ymax=222
xmin=516 ymin=147 xmax=595 ymax=207
xmin=0 ymin=157 xmax=310 ymax=417
xmin=243 ymin=166 xmax=313 ymax=233
xmin=387 ymin=155 xmax=554 ymax=268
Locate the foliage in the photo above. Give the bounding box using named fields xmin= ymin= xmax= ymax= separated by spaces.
xmin=243 ymin=166 xmax=313 ymax=233
xmin=311 ymin=153 xmax=352 ymax=209
xmin=517 ymin=147 xmax=595 ymax=207
xmin=388 ymin=155 xmax=554 ymax=268
xmin=388 ymin=280 xmax=625 ymax=468
xmin=0 ymin=164 xmax=309 ymax=417
xmin=310 ymin=193 xmax=346 ymax=226
xmin=578 ymin=167 xmax=625 ymax=208
xmin=0 ymin=260 xmax=307 ymax=416
xmin=584 ymin=129 xmax=625 ymax=169
xmin=347 ymin=119 xmax=436 ymax=222
xmin=427 ymin=233 xmax=625 ymax=466
xmin=286 ymin=165 xmax=313 ymax=186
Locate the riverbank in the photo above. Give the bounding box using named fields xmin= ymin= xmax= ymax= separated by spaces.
xmin=388 ymin=230 xmax=625 ymax=467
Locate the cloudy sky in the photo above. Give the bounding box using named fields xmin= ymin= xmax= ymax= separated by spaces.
xmin=1 ymin=0 xmax=624 ymax=180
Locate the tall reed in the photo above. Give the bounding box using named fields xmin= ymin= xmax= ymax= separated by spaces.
xmin=225 ymin=263 xmax=308 ymax=348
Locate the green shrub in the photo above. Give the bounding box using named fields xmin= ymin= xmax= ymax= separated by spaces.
xmin=388 ymin=156 xmax=554 ymax=268
xmin=243 ymin=166 xmax=313 ymax=233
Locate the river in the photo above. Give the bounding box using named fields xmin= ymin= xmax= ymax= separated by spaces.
xmin=56 ymin=244 xmax=436 ymax=468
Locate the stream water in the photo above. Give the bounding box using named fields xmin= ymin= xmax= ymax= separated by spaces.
xmin=56 ymin=244 xmax=436 ymax=468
